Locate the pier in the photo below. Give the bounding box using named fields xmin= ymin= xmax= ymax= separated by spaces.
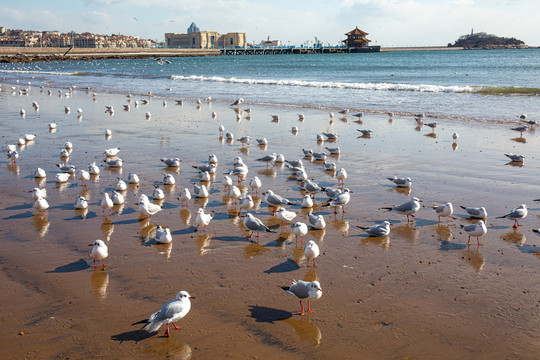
xmin=220 ymin=46 xmax=380 ymax=55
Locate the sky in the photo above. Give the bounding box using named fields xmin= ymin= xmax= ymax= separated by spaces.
xmin=0 ymin=0 xmax=538 ymax=47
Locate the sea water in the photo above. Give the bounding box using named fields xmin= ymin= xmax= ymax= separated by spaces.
xmin=1 ymin=48 xmax=539 ymax=121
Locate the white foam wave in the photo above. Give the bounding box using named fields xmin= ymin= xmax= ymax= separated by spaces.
xmin=0 ymin=69 xmax=75 ymax=76
xmin=171 ymin=74 xmax=474 ymax=93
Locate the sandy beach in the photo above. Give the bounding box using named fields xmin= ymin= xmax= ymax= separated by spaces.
xmin=0 ymin=84 xmax=539 ymax=359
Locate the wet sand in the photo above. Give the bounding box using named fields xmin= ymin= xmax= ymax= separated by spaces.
xmin=0 ymin=85 xmax=539 ymax=359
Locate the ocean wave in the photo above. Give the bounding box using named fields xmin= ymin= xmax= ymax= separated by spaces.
xmin=170 ymin=74 xmax=474 ymax=93
xmin=0 ymin=69 xmax=75 ymax=76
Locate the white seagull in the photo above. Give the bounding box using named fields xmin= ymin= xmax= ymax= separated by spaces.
xmin=304 ymin=240 xmax=320 ymax=267
xmin=460 ymin=220 xmax=487 ymax=246
xmin=89 ymin=240 xmax=108 ymax=268
xmin=496 ymin=204 xmax=528 ymax=228
xmin=281 ymin=280 xmax=322 ymax=315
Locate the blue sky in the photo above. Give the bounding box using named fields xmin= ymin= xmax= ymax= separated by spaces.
xmin=1 ymin=0 xmax=538 ymax=46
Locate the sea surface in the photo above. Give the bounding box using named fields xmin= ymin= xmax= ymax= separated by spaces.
xmin=1 ymin=48 xmax=539 ymax=121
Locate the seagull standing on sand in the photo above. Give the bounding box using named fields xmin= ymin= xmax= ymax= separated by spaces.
xmin=89 ymin=240 xmax=108 ymax=268
xmin=34 ymin=196 xmax=49 ymax=215
xmin=238 ymin=195 xmax=254 ymax=216
xmin=195 ymin=208 xmax=214 ymax=232
xmin=132 ymin=291 xmax=194 ymax=338
xmin=281 ymin=280 xmax=322 ymax=315
xmin=137 ymin=194 xmax=162 ymax=221
xmin=304 ymin=240 xmax=320 ymax=267
xmin=382 ymin=197 xmax=422 ymax=222
xmin=336 ymin=168 xmax=347 ymax=187
xmin=243 ymin=213 xmax=275 ymax=240
xmin=276 ymin=207 xmax=297 ymax=229
xmin=357 ymin=221 xmax=391 ymax=237
xmin=179 ymin=188 xmax=192 ymax=207
xmin=433 ymin=202 xmax=456 ymax=223
xmin=322 ymin=188 xmax=352 ymax=214
xmin=461 ymin=220 xmax=487 ymax=246
xmin=249 ymin=176 xmax=262 ymax=194
xmin=308 ymin=212 xmax=326 ymax=230
xmin=291 ymin=222 xmax=308 ymax=242
xmin=193 ymin=184 xmax=209 ymax=198
xmin=31 ymin=187 xmax=47 ymax=201
xmin=388 ymin=176 xmax=412 ymax=188
xmin=155 ymin=226 xmax=172 ymax=244
xmin=74 ymin=195 xmax=88 ymax=209
xmin=78 ymin=170 xmax=90 ymax=187
xmin=101 ymin=193 xmax=114 ymax=217
xmin=496 ymin=204 xmax=528 ymax=228
xmin=460 ymin=206 xmax=487 ymax=219
xmin=263 ymin=190 xmax=295 ymax=213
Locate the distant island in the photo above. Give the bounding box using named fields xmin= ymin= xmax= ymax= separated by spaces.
xmin=448 ymin=31 xmax=526 ymax=49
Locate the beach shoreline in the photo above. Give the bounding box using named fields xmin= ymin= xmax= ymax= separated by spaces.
xmin=0 ymin=84 xmax=539 ymax=359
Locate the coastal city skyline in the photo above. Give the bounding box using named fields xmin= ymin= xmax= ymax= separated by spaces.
xmin=0 ymin=0 xmax=539 ymax=47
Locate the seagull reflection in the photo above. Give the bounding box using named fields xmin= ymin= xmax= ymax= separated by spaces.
xmin=392 ymin=224 xmax=419 ymax=244
xmin=280 ymin=315 xmax=321 ymax=347
xmin=329 ymin=218 xmax=349 ymax=235
xmin=75 ymin=207 xmax=89 ymax=219
xmin=309 ymin=228 xmax=326 ymax=243
xmin=113 ymin=203 xmax=125 ymax=215
xmin=143 ymin=338 xmax=192 ymax=360
xmin=463 ymin=247 xmax=484 ymax=273
xmin=510 ymin=136 xmax=527 ymax=144
xmin=33 ymin=213 xmax=50 ymax=238
xmin=155 ymin=242 xmax=173 ymax=260
xmin=7 ymin=163 xmax=20 ymax=176
xmin=101 ymin=219 xmax=114 ymax=242
xmin=505 ymin=161 xmax=524 ymax=168
xmin=293 ymin=246 xmax=306 ymax=265
xmin=194 ymin=197 xmax=209 ymax=209
xmin=389 ymin=186 xmax=411 ymax=196
xmin=258 ymin=168 xmax=277 ymax=178
xmin=196 ymin=234 xmax=212 ymax=256
xmin=303 ymin=269 xmax=319 ymax=283
xmin=436 ymin=224 xmax=452 ymax=242
xmin=244 ymin=243 xmax=270 ymax=259
xmin=361 ymin=236 xmax=390 ymax=250
xmin=91 ymin=270 xmax=109 ymax=300
xmin=452 ymin=143 xmax=458 ymax=151
xmin=139 ymin=223 xmax=157 ymax=240
xmin=501 ymin=229 xmax=526 ymax=246
xmin=179 ymin=209 xmax=191 ymax=226
xmin=35 ymin=177 xmax=46 ymax=188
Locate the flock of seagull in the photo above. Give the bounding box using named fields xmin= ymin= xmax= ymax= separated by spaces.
xmin=2 ymin=82 xmax=537 ymax=337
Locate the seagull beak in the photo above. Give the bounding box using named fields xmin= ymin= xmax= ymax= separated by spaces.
xmin=88 ymin=244 xmax=93 ymax=247
xmin=318 ymin=288 xmax=322 ymax=292
xmin=190 ymin=296 xmax=195 ymax=299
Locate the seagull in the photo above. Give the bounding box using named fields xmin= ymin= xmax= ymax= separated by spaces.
xmin=357 ymin=221 xmax=391 ymax=237
xmin=511 ymin=125 xmax=528 ymax=135
xmin=34 ymin=167 xmax=46 ymax=178
xmin=336 ymin=168 xmax=347 ymax=187
xmin=193 ymin=184 xmax=209 ymax=198
xmin=211 ymin=111 xmax=217 ymax=118
xmin=243 ymin=213 xmax=275 ymax=240
xmin=238 ymin=195 xmax=254 ymax=216
xmin=137 ymin=194 xmax=162 ymax=221
xmin=316 ymin=133 xmax=324 ymax=142
xmin=7 ymin=150 xmax=18 ymax=164
xmin=64 ymin=141 xmax=73 ymax=150
xmin=101 ymin=193 xmax=114 ymax=217
xmin=128 ymin=173 xmax=140 ymax=184
xmin=155 ymin=225 xmax=172 ymax=244
xmin=179 ymin=188 xmax=192 ymax=207
xmin=322 ymin=132 xmax=338 ymax=140
xmin=104 ymin=158 xmax=123 ymax=168
xmin=323 ymin=162 xmax=337 ymax=171
xmin=382 ymin=197 xmax=422 ymax=222
xmin=195 ymin=208 xmax=214 ymax=232
xmin=496 ymin=204 xmax=528 ymax=228
xmin=74 ymin=195 xmax=88 ymax=209
xmin=208 ymin=154 xmax=218 ymax=164
xmin=303 ymin=149 xmax=313 ymax=158
xmin=249 ymin=176 xmax=262 ymax=194
xmin=322 ymin=188 xmax=352 ymax=213
xmin=55 ymin=172 xmax=70 ymax=183
xmin=276 ymin=207 xmax=297 ymax=228
xmin=256 ymin=138 xmax=268 ymax=146
xmin=388 ymin=176 xmax=412 ymax=188
xmin=115 ymin=179 xmax=127 ymax=191
xmin=263 ymin=190 xmax=295 ymax=209
xmin=285 ymin=159 xmax=304 ymax=168
xmin=425 ymin=122 xmax=438 ymax=131
xmin=222 ymin=175 xmax=233 ymax=190
xmin=325 ymin=147 xmax=340 ymax=155
xmin=89 ymin=240 xmax=108 ymax=268
xmin=338 ymin=109 xmax=349 ymax=115
xmin=175 ymin=99 xmax=184 ymax=105
xmin=301 ymin=194 xmax=314 ymax=208
xmin=353 ymin=112 xmax=364 ymax=118
xmin=452 ymin=132 xmax=459 ymax=142
xmin=460 ymin=206 xmax=487 ymax=219
xmin=227 ymin=185 xmax=242 ymax=205
xmin=298 ymin=114 xmax=305 ymax=121
xmin=105 ymin=129 xmax=113 ymax=136
xmin=163 ymin=173 xmax=176 ymax=185
xmin=271 ymin=114 xmax=280 ymax=121
xmin=33 ymin=196 xmax=49 ymax=215
xmin=161 ymin=158 xmax=181 ymax=167
xmin=321 ymin=187 xmax=341 ymax=198
xmin=60 ymin=149 xmax=70 ymax=158
xmin=505 ymin=153 xmax=525 ymax=162
xmin=308 ymin=212 xmax=326 ymax=230
xmin=432 ymin=202 xmax=456 ymax=223
xmin=153 ymin=186 xmax=165 ymax=200
xmin=231 ymin=98 xmax=244 ymax=106
xmin=112 ymin=191 xmax=125 ymax=205
xmin=256 ymin=153 xmax=277 ymax=168
xmin=104 ymin=147 xmax=121 ymax=157
xmin=300 ymin=180 xmax=322 ymax=198
xmin=312 ymin=152 xmax=327 ymax=161
xmin=77 ymin=169 xmax=90 ymax=187
xmin=281 ymin=280 xmax=322 ymax=315
xmin=225 ymin=165 xmax=249 ymax=183
xmin=49 ymin=123 xmax=57 ymax=130
xmin=193 ymin=164 xmax=217 ymax=174
xmin=236 ymin=136 xmax=251 ymax=147
xmin=56 ymin=163 xmax=76 ymax=173
xmin=132 ymin=291 xmax=194 ymax=338
xmin=357 ymin=129 xmax=373 ymax=136
xmin=304 ymin=240 xmax=320 ymax=267
xmin=460 ymin=220 xmax=487 ymax=246
xmin=291 ymin=222 xmax=308 ymax=242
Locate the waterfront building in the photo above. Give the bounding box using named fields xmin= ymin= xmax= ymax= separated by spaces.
xmin=165 ymin=22 xmax=246 ymax=49
xmin=343 ymin=27 xmax=372 ymax=48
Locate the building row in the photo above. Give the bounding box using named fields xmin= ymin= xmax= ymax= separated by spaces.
xmin=0 ymin=27 xmax=155 ymax=48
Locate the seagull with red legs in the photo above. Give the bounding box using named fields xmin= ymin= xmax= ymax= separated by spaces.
xmin=281 ymin=280 xmax=322 ymax=316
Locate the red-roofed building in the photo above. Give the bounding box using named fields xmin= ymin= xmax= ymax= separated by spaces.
xmin=343 ymin=27 xmax=372 ymax=49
